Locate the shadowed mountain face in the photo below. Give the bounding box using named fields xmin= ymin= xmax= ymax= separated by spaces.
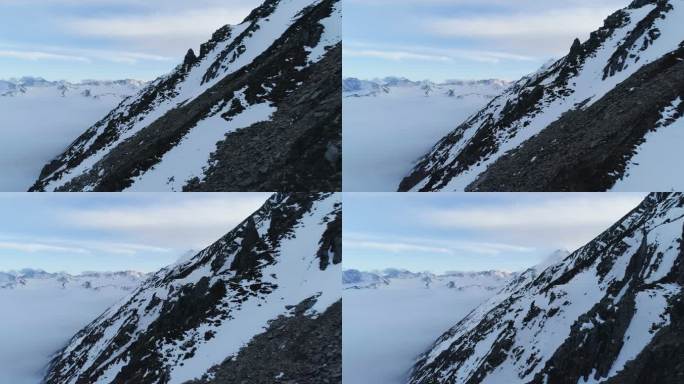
xmin=44 ymin=192 xmax=341 ymax=384
xmin=400 ymin=0 xmax=684 ymax=192
xmin=31 ymin=0 xmax=341 ymax=192
xmin=409 ymin=192 xmax=684 ymax=384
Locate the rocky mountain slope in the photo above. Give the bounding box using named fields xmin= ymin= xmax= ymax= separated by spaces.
xmin=43 ymin=192 xmax=341 ymax=384
xmin=409 ymin=192 xmax=684 ymax=384
xmin=31 ymin=0 xmax=341 ymax=192
xmin=400 ymin=0 xmax=684 ymax=192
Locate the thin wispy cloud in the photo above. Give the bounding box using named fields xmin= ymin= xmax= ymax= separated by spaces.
xmin=0 ymin=44 xmax=172 ymax=64
xmin=0 ymin=193 xmax=269 ymax=273
xmin=422 ymin=195 xmax=643 ymax=231
xmin=0 ymin=241 xmax=88 ymax=254
xmin=344 ymin=49 xmax=452 ymax=63
xmin=345 ymin=233 xmax=533 ymax=257
xmin=62 ymin=7 xmax=251 ymax=40
xmin=344 ymin=193 xmax=645 ymax=273
xmin=62 ymin=194 xmax=269 ymax=248
xmin=344 ymin=0 xmax=631 ymax=80
xmin=0 ymin=0 xmax=261 ymax=80
xmin=344 ymin=41 xmax=534 ymax=65
xmin=0 ymin=49 xmax=89 ymax=62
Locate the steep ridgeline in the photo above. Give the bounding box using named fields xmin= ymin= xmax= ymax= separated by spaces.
xmin=400 ymin=0 xmax=684 ymax=192
xmin=44 ymin=193 xmax=342 ymax=384
xmin=409 ymin=192 xmax=684 ymax=384
xmin=31 ymin=0 xmax=341 ymax=192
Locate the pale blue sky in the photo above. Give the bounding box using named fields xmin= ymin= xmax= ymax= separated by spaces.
xmin=0 ymin=0 xmax=260 ymax=82
xmin=343 ymin=0 xmax=630 ymax=81
xmin=344 ymin=193 xmax=646 ymax=273
xmin=0 ymin=193 xmax=270 ymax=274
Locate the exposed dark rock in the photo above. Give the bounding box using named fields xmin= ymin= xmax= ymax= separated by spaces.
xmin=468 ymin=47 xmax=684 ymax=192
xmin=186 ymin=299 xmax=341 ymax=384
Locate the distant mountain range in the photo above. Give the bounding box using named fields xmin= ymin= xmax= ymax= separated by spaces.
xmin=343 ymin=268 xmax=515 ymax=291
xmin=342 ymin=77 xmax=510 ymax=99
xmin=0 ymin=268 xmax=147 ymax=290
xmin=0 ymin=77 xmax=146 ymax=98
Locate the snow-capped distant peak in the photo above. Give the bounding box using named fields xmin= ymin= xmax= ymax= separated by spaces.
xmin=0 ymin=269 xmax=148 ymax=291
xmin=343 ymin=268 xmax=515 ymax=291
xmin=343 ymin=76 xmax=511 ymax=98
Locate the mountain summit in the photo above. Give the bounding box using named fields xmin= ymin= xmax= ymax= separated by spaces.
xmin=409 ymin=192 xmax=684 ymax=383
xmin=400 ymin=0 xmax=684 ymax=192
xmin=44 ymin=192 xmax=341 ymax=383
xmin=31 ymin=0 xmax=341 ymax=192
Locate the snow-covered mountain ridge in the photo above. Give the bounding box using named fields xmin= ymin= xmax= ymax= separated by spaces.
xmin=31 ymin=0 xmax=342 ymax=192
xmin=0 ymin=77 xmax=145 ymax=98
xmin=0 ymin=268 xmax=147 ymax=290
xmin=343 ymin=77 xmax=510 ymax=99
xmin=343 ymin=268 xmax=515 ymax=291
xmin=44 ymin=192 xmax=341 ymax=384
xmin=409 ymin=192 xmax=684 ymax=383
xmin=400 ymin=0 xmax=684 ymax=192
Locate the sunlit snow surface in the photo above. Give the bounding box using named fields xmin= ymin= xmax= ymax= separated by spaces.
xmin=343 ymin=81 xmax=505 ymax=191
xmin=611 ymin=97 xmax=684 ymax=191
xmin=343 ymin=272 xmax=511 ymax=384
xmin=0 ymin=272 xmax=144 ymax=384
xmin=0 ymin=80 xmax=142 ymax=191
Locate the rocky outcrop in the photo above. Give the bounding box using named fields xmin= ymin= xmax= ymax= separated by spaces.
xmin=468 ymin=47 xmax=684 ymax=191
xmin=188 ymin=299 xmax=341 ymax=384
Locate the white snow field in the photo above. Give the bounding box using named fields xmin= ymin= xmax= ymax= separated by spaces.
xmin=342 ymin=270 xmax=512 ymax=384
xmin=342 ymin=79 xmax=508 ymax=191
xmin=611 ymin=97 xmax=684 ymax=192
xmin=0 ymin=78 xmax=143 ymax=191
xmin=0 ymin=270 xmax=145 ymax=384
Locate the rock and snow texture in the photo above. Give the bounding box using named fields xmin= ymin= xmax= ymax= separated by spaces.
xmin=409 ymin=192 xmax=684 ymax=384
xmin=0 ymin=269 xmax=146 ymax=384
xmin=342 ymin=78 xmax=509 ymax=191
xmin=343 ymin=269 xmax=514 ymax=384
xmin=44 ymin=192 xmax=342 ymax=384
xmin=31 ymin=0 xmax=342 ymax=192
xmin=400 ymin=0 xmax=684 ymax=192
xmin=0 ymin=77 xmax=143 ymax=191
